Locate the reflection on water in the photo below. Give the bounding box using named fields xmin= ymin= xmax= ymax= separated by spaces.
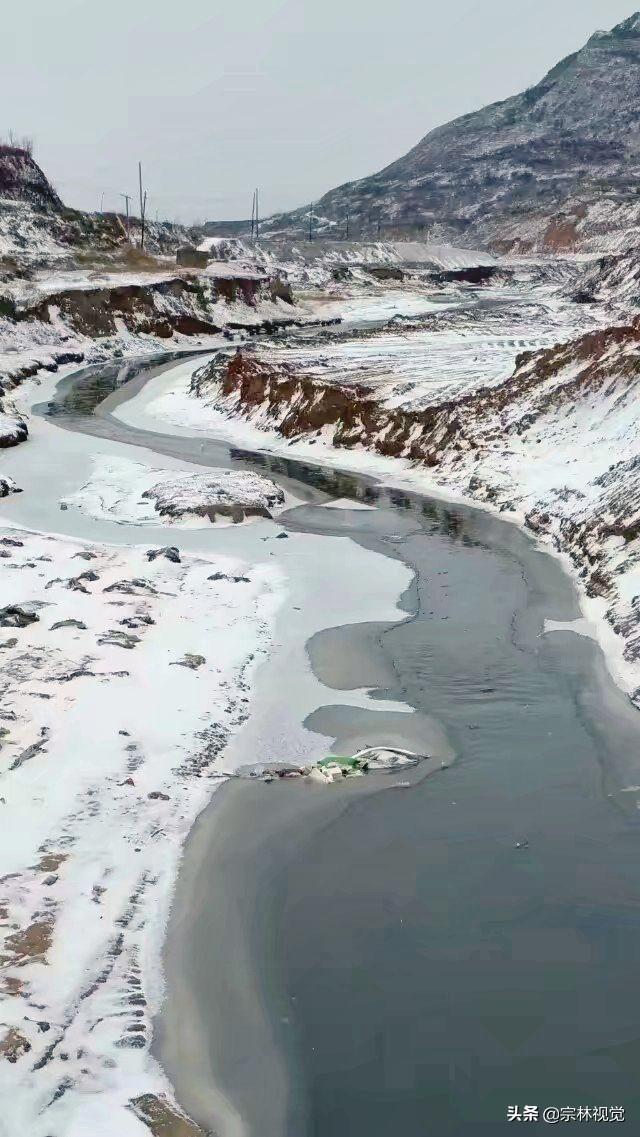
xmin=232 ymin=446 xmax=481 ymax=548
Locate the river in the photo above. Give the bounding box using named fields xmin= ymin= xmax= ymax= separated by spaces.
xmin=6 ymin=329 xmax=640 ymax=1136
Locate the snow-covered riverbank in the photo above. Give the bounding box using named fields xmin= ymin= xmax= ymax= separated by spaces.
xmin=0 ymin=520 xmax=282 ymax=1136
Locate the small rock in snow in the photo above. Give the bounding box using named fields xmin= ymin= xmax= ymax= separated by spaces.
xmin=97 ymin=630 xmax=141 ymax=649
xmin=170 ymin=653 xmax=206 ymax=670
xmin=0 ymin=478 xmax=21 ymax=500
xmin=0 ymin=1028 xmax=31 ymax=1063
xmin=207 ymin=571 xmax=250 ymax=584
xmin=0 ymin=605 xmax=39 ymax=628
xmin=146 ymin=546 xmax=181 ymax=564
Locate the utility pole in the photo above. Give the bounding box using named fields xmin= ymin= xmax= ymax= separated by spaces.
xmin=100 ymin=191 xmax=104 ymax=214
xmin=345 ymin=210 xmax=349 ymax=240
xmin=138 ymin=162 xmax=147 ymax=250
xmin=309 ymin=203 xmax=314 ymax=242
xmin=377 ymin=213 xmax=381 ymax=239
xmin=250 ymin=190 xmax=256 ymax=238
xmin=119 ymin=193 xmax=131 ymax=242
xmin=255 ymin=187 xmax=259 ymax=240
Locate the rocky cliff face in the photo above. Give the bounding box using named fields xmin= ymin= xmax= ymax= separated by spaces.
xmin=262 ymin=14 xmax=640 ymax=251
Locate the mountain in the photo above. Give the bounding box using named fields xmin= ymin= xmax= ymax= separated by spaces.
xmin=260 ymin=13 xmax=640 ymax=249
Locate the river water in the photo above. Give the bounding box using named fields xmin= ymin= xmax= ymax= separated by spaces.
xmin=16 ymin=347 xmax=640 ymax=1136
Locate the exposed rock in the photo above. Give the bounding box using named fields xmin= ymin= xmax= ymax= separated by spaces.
xmin=97 ymin=630 xmax=141 ymax=649
xmin=0 ymin=1028 xmax=31 ymax=1064
xmin=170 ymin=654 xmax=206 ymax=670
xmin=129 ymin=1093 xmax=205 ymax=1137
xmin=67 ymin=577 xmax=89 ymax=593
xmin=0 ymin=605 xmax=39 ymax=628
xmin=9 ymin=728 xmax=50 ymax=771
xmin=120 ymin=613 xmax=155 ymax=629
xmin=148 ymin=791 xmax=170 ymax=801
xmin=34 ymin=852 xmax=67 ymax=873
xmin=50 ymin=619 xmax=88 ymax=631
xmin=0 ymin=476 xmax=21 ymax=495
xmin=0 ymin=422 xmax=28 ymax=451
xmin=104 ymin=578 xmax=158 ymax=596
xmin=1 ymin=917 xmax=54 ymax=965
xmin=207 ymin=571 xmax=250 ymax=583
xmin=146 ymin=546 xmax=181 ymax=563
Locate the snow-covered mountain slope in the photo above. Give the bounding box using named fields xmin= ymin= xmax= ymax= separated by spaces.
xmin=259 ymin=13 xmax=640 ymax=252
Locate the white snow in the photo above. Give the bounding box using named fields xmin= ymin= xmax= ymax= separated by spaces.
xmin=63 ymin=456 xmax=286 ymax=528
xmin=0 ymin=524 xmax=283 ymax=1137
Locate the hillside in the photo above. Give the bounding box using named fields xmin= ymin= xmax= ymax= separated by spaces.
xmin=0 ymin=145 xmax=63 ymax=210
xmin=259 ymin=13 xmax=640 ymax=251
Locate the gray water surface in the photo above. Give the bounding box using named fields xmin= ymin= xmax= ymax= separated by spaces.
xmin=39 ymin=356 xmax=640 ymax=1137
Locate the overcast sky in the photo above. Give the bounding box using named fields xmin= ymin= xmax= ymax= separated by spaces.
xmin=3 ymin=0 xmax=638 ymax=223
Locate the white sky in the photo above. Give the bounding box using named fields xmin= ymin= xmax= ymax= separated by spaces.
xmin=3 ymin=0 xmax=638 ymax=222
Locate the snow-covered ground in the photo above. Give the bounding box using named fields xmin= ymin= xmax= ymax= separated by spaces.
xmin=0 ymin=523 xmax=282 ymax=1137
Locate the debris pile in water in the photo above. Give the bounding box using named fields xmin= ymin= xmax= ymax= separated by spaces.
xmin=252 ymin=747 xmax=426 ymax=785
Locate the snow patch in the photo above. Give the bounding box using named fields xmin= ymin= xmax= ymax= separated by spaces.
xmin=62 ymin=456 xmax=286 ymax=528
